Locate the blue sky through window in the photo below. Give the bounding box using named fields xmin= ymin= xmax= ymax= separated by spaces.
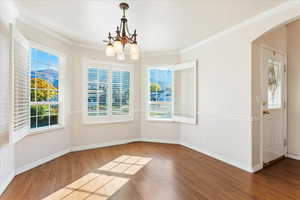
xmin=149 ymin=69 xmax=172 ymax=102
xmin=30 ymin=48 xmax=60 ymax=129
xmin=31 ymin=48 xmax=59 ymax=89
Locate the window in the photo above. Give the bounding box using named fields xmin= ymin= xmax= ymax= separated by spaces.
xmin=267 ymin=59 xmax=282 ymax=109
xmin=30 ymin=48 xmax=62 ymax=130
xmin=148 ymin=69 xmax=173 ymax=119
xmin=88 ymin=68 xmax=108 ymax=116
xmin=147 ymin=61 xmax=197 ymax=124
xmin=84 ymin=60 xmax=133 ymax=124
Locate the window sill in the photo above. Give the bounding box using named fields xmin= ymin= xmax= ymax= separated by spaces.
xmin=147 ymin=118 xmax=174 ymax=123
xmin=29 ymin=125 xmax=65 ymax=135
xmin=83 ymin=119 xmax=134 ymax=125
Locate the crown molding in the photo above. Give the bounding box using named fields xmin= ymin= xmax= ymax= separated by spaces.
xmin=0 ymin=1 xmax=19 ymax=28
xmin=141 ymin=50 xmax=180 ymax=58
xmin=17 ymin=16 xmax=180 ymax=57
xmin=17 ymin=16 xmax=76 ymax=46
xmin=180 ymin=0 xmax=300 ymax=54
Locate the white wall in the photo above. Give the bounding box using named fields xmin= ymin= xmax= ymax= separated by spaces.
xmin=180 ymin=1 xmax=300 ymax=171
xmin=70 ymin=46 xmax=141 ymax=149
xmin=287 ymin=19 xmax=300 ymax=159
xmin=140 ymin=54 xmax=180 ymax=143
xmin=0 ymin=25 xmax=15 ymax=195
xmin=14 ymin=21 xmax=73 ymax=170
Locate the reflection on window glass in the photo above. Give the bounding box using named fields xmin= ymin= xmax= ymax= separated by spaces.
xmin=30 ymin=48 xmax=60 ymax=129
xmin=87 ymin=68 xmax=108 ymax=116
xmin=268 ymin=59 xmax=282 ymax=109
xmin=112 ymin=71 xmax=130 ymax=116
xmin=87 ymin=68 xmax=130 ymax=117
xmin=149 ymin=69 xmax=172 ymax=119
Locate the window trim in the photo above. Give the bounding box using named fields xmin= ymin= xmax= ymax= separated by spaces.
xmin=29 ymin=42 xmax=66 ymax=134
xmin=146 ymin=61 xmax=198 ymax=124
xmin=82 ymin=58 xmax=134 ymax=125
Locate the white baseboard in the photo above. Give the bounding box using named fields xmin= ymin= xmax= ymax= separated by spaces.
xmin=0 ymin=172 xmax=14 ymax=197
xmin=15 ymin=138 xmax=176 ymax=176
xmin=287 ymin=153 xmax=300 ymax=160
xmin=15 ymin=149 xmax=71 ymax=175
xmin=251 ymin=164 xmax=263 ymax=173
xmin=71 ymin=138 xmax=140 ymax=152
xmin=15 ymin=137 xmax=261 ymax=180
xmin=180 ymin=142 xmax=254 ymax=173
xmin=140 ymin=138 xmax=179 ymax=144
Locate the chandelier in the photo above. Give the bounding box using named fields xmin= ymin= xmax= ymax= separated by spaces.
xmin=104 ymin=2 xmax=139 ymax=60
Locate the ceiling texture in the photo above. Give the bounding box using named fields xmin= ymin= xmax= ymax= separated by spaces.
xmin=14 ymin=0 xmax=286 ymax=53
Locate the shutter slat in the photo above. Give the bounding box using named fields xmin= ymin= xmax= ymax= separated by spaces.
xmin=10 ymin=25 xmax=30 ymax=143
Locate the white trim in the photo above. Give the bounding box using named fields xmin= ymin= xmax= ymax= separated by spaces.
xmin=141 ymin=50 xmax=180 ymax=58
xmin=83 ymin=119 xmax=134 ymax=125
xmin=251 ymin=164 xmax=263 ymax=173
xmin=17 ymin=16 xmax=181 ymax=57
xmin=0 ymin=1 xmax=19 ymax=26
xmin=17 ymin=17 xmax=75 ymax=46
xmin=12 ymin=137 xmax=266 ymax=180
xmin=287 ymin=153 xmax=300 ymax=160
xmin=0 ymin=172 xmax=15 ymax=197
xmin=140 ymin=138 xmax=179 ymax=144
xmin=180 ymin=141 xmax=254 ymax=173
xmin=15 ymin=148 xmax=70 ymax=175
xmin=29 ymin=125 xmax=64 ymax=135
xmin=71 ymin=138 xmax=140 ymax=152
xmin=180 ymin=1 xmax=300 ymax=54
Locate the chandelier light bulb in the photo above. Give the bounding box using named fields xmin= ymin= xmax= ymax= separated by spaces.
xmin=105 ymin=43 xmax=115 ymax=57
xmin=113 ymin=40 xmax=123 ymax=54
xmin=130 ymin=43 xmax=139 ymax=55
xmin=130 ymin=52 xmax=139 ymax=60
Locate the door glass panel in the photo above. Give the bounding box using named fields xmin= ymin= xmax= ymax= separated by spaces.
xmin=267 ymin=59 xmax=282 ymax=109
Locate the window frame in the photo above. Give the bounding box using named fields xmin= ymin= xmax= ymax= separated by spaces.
xmin=29 ymin=42 xmax=66 ymax=134
xmin=146 ymin=61 xmax=198 ymax=124
xmin=82 ymin=59 xmax=134 ymax=124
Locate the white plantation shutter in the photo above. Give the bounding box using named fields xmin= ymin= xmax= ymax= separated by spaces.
xmin=9 ymin=24 xmax=30 ymax=143
xmin=83 ymin=60 xmax=134 ymax=124
xmin=173 ymin=61 xmax=198 ymax=124
xmin=111 ymin=71 xmax=130 ymax=116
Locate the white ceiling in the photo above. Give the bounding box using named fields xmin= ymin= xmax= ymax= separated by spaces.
xmin=14 ymin=0 xmax=286 ymax=53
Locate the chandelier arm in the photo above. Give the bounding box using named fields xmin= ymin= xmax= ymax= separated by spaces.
xmin=125 ymin=23 xmax=133 ymax=37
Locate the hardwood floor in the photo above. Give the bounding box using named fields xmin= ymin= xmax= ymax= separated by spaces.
xmin=1 ymin=142 xmax=300 ymax=200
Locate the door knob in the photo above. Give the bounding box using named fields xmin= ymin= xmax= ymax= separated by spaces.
xmin=263 ymin=110 xmax=270 ymax=115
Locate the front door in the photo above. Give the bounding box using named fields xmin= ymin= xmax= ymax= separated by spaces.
xmin=261 ymin=46 xmax=287 ymax=164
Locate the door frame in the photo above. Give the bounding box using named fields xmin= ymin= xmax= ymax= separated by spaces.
xmin=259 ymin=44 xmax=288 ymax=167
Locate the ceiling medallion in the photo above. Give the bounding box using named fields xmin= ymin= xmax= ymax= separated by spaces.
xmin=104 ymin=2 xmax=139 ymax=60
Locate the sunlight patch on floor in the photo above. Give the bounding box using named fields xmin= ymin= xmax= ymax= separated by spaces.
xmin=98 ymin=155 xmax=152 ymax=175
xmin=42 ymin=155 xmax=151 ymax=200
xmin=42 ymin=173 xmax=128 ymax=200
